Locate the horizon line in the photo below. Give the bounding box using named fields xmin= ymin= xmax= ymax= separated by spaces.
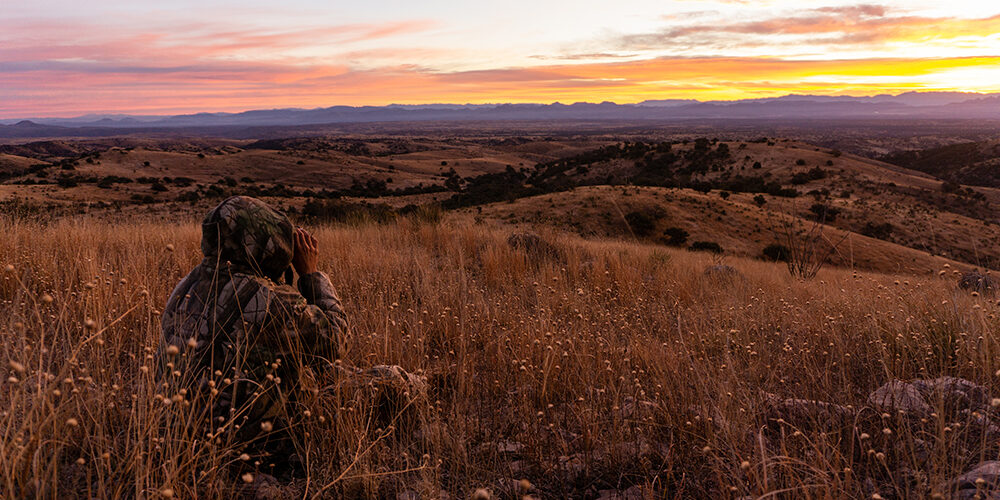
xmin=5 ymin=89 xmax=998 ymax=122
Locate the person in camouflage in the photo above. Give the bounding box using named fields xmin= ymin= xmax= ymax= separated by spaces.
xmin=158 ymin=196 xmax=348 ymax=464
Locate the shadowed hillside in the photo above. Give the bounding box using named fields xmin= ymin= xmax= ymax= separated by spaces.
xmin=881 ymin=139 xmax=1000 ymax=188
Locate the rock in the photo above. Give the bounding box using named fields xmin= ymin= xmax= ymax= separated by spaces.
xmin=607 ymin=437 xmax=669 ymax=462
xmin=596 ymin=485 xmax=645 ymax=500
xmin=556 ymin=454 xmax=586 ymax=482
xmin=555 ymin=428 xmax=582 ymax=446
xmin=910 ymin=438 xmax=932 ymax=468
xmin=494 ymin=440 xmax=525 ymax=454
xmin=863 ymin=478 xmax=891 ymax=500
xmin=962 ymin=409 xmax=1000 ymax=439
xmin=242 ymin=473 xmax=298 ymax=500
xmin=942 ymin=461 xmax=1000 ymax=499
xmin=398 ymin=490 xmax=449 ymax=500
xmin=892 ymin=467 xmax=929 ymax=494
xmin=869 ymin=380 xmax=931 ymax=414
xmin=958 ymin=271 xmax=998 ymax=295
xmin=493 ymin=478 xmax=534 ymax=496
xmin=765 ymin=395 xmax=855 ymax=431
xmin=687 ymin=403 xmax=728 ymax=430
xmin=621 ymin=397 xmax=658 ymax=420
xmin=506 ymin=459 xmax=529 ymax=476
xmin=912 ymin=376 xmax=992 ymax=412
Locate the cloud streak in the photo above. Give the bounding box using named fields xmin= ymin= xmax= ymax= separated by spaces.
xmin=4 ymin=2 xmax=1000 ymax=117
xmin=6 ymin=54 xmax=1000 ymax=117
xmin=617 ymin=5 xmax=1000 ymax=50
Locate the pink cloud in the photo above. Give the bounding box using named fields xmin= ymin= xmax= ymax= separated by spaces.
xmin=4 ymin=5 xmax=1000 ymax=117
xmin=618 ymin=6 xmax=1000 ymax=49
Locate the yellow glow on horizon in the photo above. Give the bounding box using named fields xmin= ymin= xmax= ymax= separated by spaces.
xmin=6 ymin=2 xmax=1000 ymax=117
xmin=8 ymin=54 xmax=1000 ymax=118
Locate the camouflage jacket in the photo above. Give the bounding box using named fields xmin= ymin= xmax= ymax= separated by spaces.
xmin=158 ymin=196 xmax=348 ymax=439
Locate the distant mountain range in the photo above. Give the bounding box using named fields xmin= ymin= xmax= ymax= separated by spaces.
xmin=2 ymin=92 xmax=999 ymax=138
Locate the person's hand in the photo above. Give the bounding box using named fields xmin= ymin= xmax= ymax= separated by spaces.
xmin=292 ymin=227 xmax=319 ymax=276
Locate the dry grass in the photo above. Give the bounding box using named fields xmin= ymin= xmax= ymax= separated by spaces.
xmin=1 ymin=217 xmax=998 ymax=498
xmin=463 ymin=185 xmax=978 ymax=276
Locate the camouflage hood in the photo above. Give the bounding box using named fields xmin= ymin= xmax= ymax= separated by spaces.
xmin=201 ymin=196 xmax=294 ymax=281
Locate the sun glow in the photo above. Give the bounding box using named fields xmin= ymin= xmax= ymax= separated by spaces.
xmin=4 ymin=1 xmax=1000 ymax=117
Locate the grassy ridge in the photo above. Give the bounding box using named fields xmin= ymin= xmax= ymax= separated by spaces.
xmin=0 ymin=218 xmax=997 ymax=498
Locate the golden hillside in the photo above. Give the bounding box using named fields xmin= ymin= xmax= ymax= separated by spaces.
xmin=2 ymin=217 xmax=998 ymax=498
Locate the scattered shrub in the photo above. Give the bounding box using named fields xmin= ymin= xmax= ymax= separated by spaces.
xmin=762 ymin=243 xmax=791 ymax=262
xmin=809 ymin=203 xmax=840 ymax=222
xmin=624 ymin=210 xmax=659 ymax=237
xmin=662 ymin=227 xmax=689 ymax=246
xmin=301 ymin=199 xmax=398 ymax=224
xmin=689 ymin=241 xmax=723 ymax=253
xmin=861 ymin=221 xmax=894 ymax=240
xmin=176 ymin=191 xmax=201 ymax=203
xmin=959 ymin=271 xmax=998 ymax=295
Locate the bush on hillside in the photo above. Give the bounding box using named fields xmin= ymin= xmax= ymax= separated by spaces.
xmin=625 ymin=210 xmax=659 ymax=237
xmin=762 ymin=243 xmax=791 ymax=262
xmin=662 ymin=227 xmax=689 ymax=246
xmin=689 ymin=241 xmax=723 ymax=253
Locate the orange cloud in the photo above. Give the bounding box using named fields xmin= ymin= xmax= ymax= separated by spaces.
xmin=5 ymin=7 xmax=1000 ymax=118
xmin=5 ymin=54 xmax=1000 ymax=117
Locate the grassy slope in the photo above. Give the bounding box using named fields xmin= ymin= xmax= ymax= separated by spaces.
xmin=1 ymin=218 xmax=997 ymax=498
xmin=462 ymin=185 xmax=977 ymax=275
xmin=2 ymin=136 xmax=998 ymax=270
xmin=505 ymin=140 xmax=1000 ymax=270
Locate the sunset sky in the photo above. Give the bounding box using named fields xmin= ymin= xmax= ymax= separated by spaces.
xmin=4 ymin=0 xmax=1000 ymax=118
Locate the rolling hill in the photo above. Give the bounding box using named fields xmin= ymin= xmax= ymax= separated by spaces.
xmin=1 ymin=133 xmax=997 ymax=274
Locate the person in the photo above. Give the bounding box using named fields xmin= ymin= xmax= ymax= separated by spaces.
xmin=158 ymin=196 xmax=348 ymax=471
